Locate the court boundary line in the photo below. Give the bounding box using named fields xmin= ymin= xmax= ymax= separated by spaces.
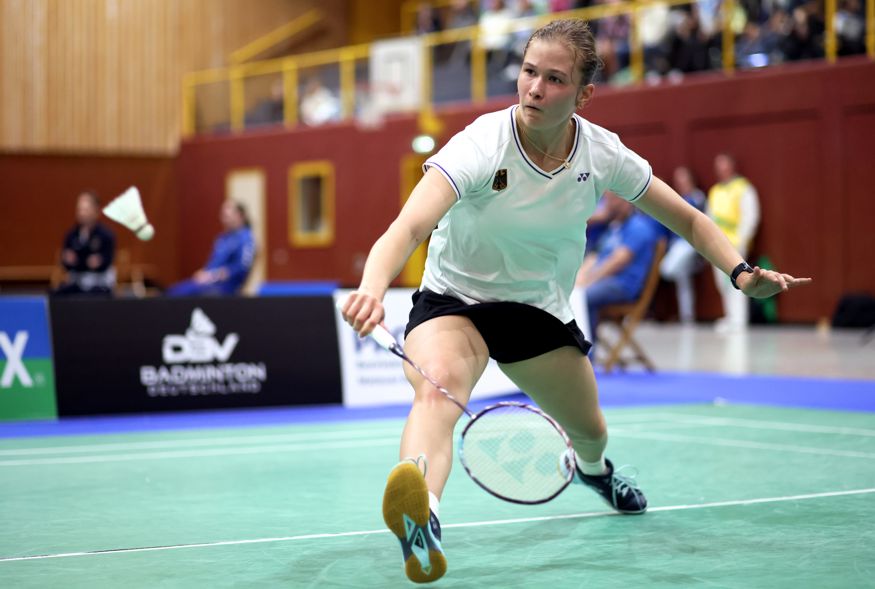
xmin=642 ymin=411 xmax=875 ymax=437
xmin=5 ymin=414 xmax=875 ymax=466
xmin=611 ymin=429 xmax=875 ymax=459
xmin=2 ymin=487 xmax=873 ymax=563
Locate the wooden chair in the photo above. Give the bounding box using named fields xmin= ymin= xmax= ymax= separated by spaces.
xmin=114 ymin=248 xmax=148 ymax=297
xmin=596 ymin=238 xmax=667 ymax=372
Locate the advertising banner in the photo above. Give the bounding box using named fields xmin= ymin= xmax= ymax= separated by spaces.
xmin=334 ymin=288 xmax=589 ymax=408
xmin=0 ymin=296 xmax=58 ymax=421
xmin=50 ymin=297 xmax=341 ymax=416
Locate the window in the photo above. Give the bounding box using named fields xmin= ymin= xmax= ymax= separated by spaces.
xmin=289 ymin=161 xmax=334 ymax=247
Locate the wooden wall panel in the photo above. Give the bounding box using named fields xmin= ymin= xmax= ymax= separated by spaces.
xmin=0 ymin=0 xmax=346 ymax=154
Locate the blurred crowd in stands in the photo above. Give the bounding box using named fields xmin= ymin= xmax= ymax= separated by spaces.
xmin=416 ymin=0 xmax=868 ymax=85
xmin=231 ymin=0 xmax=867 ymax=132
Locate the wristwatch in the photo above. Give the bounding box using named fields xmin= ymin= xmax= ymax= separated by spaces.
xmin=730 ymin=262 xmax=754 ymax=290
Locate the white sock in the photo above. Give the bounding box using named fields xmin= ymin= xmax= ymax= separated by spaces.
xmin=576 ymin=453 xmax=608 ymax=476
xmin=428 ymin=491 xmax=440 ymax=519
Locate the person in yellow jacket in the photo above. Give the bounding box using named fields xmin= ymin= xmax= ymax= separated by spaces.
xmin=707 ymin=153 xmax=760 ymax=332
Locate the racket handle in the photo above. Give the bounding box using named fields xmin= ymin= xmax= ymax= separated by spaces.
xmin=370 ymin=324 xmax=399 ymax=352
xmin=335 ymin=296 xmax=399 ymax=352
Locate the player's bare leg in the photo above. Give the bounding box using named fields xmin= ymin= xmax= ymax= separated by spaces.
xmin=382 ymin=315 xmax=489 ymax=583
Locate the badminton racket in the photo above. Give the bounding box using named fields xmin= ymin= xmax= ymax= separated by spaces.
xmin=337 ymin=305 xmax=575 ymax=505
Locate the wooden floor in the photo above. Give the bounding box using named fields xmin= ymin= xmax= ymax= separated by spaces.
xmin=606 ymin=322 xmax=875 ymax=380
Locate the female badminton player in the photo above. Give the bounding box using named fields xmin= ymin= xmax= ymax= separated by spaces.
xmin=338 ymin=18 xmax=811 ymax=583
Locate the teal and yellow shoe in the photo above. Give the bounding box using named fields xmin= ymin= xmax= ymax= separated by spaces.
xmin=382 ymin=459 xmax=446 ymax=583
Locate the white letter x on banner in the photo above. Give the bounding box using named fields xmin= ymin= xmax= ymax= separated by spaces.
xmin=0 ymin=331 xmax=33 ymax=388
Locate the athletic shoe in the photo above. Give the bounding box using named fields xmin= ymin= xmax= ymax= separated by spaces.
xmin=382 ymin=459 xmax=446 ymax=583
xmin=570 ymin=457 xmax=648 ymax=514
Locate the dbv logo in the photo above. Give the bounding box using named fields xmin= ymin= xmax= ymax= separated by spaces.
xmin=0 ymin=331 xmax=33 ymax=388
xmin=162 ymin=308 xmax=239 ymax=364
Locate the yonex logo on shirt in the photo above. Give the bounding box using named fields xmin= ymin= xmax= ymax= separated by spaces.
xmin=577 ymin=172 xmax=591 ymax=182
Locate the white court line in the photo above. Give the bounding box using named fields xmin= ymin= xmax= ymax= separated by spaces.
xmin=612 ymin=429 xmax=875 ymax=459
xmin=0 ymin=438 xmax=398 ymax=467
xmin=0 ymin=414 xmax=663 ymax=457
xmin=1 ymin=487 xmax=873 ymax=563
xmin=641 ymin=412 xmax=875 ymax=437
xmin=4 ymin=416 xmax=874 ymax=466
xmin=0 ymin=428 xmax=403 ymax=457
xmin=0 ymin=415 xmax=667 ymax=463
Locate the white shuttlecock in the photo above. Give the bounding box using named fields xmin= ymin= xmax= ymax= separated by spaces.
xmin=102 ymin=186 xmax=154 ymax=241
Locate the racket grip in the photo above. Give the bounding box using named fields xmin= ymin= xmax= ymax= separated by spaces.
xmin=370 ymin=324 xmax=399 ymax=352
xmin=335 ymin=296 xmax=398 ymax=352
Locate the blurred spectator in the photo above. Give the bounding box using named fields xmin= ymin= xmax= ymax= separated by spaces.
xmin=576 ymin=192 xmax=661 ymax=350
xmin=666 ymin=7 xmax=710 ymax=74
xmin=416 ymin=1 xmax=443 ymax=35
xmin=696 ymin=0 xmax=721 ymax=40
xmin=736 ymin=21 xmax=771 ymax=68
xmin=167 ymin=201 xmax=255 ymax=297
xmin=638 ymin=1 xmax=672 ymax=78
xmin=781 ymin=2 xmax=825 ymax=61
xmin=245 ymin=79 xmax=284 ymax=127
xmin=54 ymin=191 xmax=116 ymax=297
xmin=707 ymin=154 xmax=760 ymax=333
xmin=660 ymin=166 xmax=707 ymax=324
xmin=761 ymin=8 xmax=793 ymax=64
xmin=445 ymin=0 xmax=479 ymax=64
xmin=448 ymin=0 xmax=478 ymax=29
xmin=505 ymin=0 xmax=546 ymax=78
xmin=300 ymin=77 xmax=341 ymax=127
xmin=835 ymin=0 xmax=865 ymax=55
xmin=584 ymin=196 xmax=615 ymax=255
xmin=479 ymin=0 xmax=516 ymax=72
xmin=594 ymin=0 xmax=632 ymax=81
xmin=549 ymin=0 xmax=574 ymax=10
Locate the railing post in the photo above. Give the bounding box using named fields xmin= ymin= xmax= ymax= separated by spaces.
xmin=182 ymin=75 xmax=195 ymax=137
xmin=471 ymin=29 xmax=487 ymax=103
xmin=230 ymin=66 xmax=245 ymax=132
xmin=630 ymin=1 xmax=644 ymax=83
xmin=866 ymin=0 xmax=874 ymax=58
xmin=825 ymin=0 xmax=837 ymax=63
xmin=722 ymin=0 xmax=736 ymax=75
xmin=340 ymin=49 xmax=356 ymax=120
xmin=283 ymin=62 xmax=298 ymax=128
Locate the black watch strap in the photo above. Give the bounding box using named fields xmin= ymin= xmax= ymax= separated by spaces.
xmin=730 ymin=262 xmax=754 ymax=290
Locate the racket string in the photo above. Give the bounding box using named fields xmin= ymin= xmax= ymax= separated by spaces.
xmin=460 ymin=404 xmax=572 ymax=504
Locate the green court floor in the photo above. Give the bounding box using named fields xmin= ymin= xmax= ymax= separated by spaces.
xmin=2 ymin=404 xmax=874 ymax=588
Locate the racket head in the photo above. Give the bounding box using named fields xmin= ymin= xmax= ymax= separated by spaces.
xmin=459 ymin=401 xmax=575 ymax=505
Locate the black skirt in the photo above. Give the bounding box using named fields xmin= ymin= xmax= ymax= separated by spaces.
xmin=404 ymin=289 xmax=592 ymax=363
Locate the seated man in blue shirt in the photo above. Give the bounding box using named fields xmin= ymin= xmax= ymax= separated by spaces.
xmin=576 ymin=192 xmax=661 ymax=352
xmin=167 ymin=201 xmax=255 ymax=296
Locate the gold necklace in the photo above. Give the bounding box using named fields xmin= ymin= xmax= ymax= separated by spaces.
xmin=519 ymin=120 xmax=573 ymax=170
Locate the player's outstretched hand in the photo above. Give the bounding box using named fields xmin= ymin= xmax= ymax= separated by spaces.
xmin=739 ymin=266 xmax=812 ymax=299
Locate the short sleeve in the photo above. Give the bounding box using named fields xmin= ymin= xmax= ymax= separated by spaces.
xmin=423 ymin=128 xmax=491 ymax=200
xmin=609 ymin=138 xmax=652 ymax=203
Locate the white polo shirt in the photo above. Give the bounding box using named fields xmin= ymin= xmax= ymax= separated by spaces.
xmin=422 ymin=105 xmax=652 ymax=323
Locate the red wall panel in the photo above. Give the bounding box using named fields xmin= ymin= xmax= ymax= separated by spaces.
xmin=0 ymin=154 xmax=179 ymax=287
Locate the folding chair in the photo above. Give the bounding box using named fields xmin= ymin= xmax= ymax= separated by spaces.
xmin=597 ymin=238 xmax=667 ymax=372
